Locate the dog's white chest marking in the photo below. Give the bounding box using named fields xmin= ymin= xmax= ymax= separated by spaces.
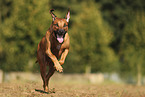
xmin=56 ymin=44 xmax=61 ymax=50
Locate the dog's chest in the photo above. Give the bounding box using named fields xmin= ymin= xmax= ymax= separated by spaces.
xmin=56 ymin=44 xmax=61 ymax=50
xmin=51 ymin=43 xmax=64 ymax=58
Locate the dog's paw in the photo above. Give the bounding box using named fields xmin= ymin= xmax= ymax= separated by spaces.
xmin=54 ymin=64 xmax=63 ymax=72
xmin=44 ymin=86 xmax=49 ymax=93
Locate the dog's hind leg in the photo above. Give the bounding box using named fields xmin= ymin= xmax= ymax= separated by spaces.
xmin=37 ymin=51 xmax=48 ymax=92
xmin=45 ymin=62 xmax=55 ymax=92
xmin=40 ymin=62 xmax=49 ymax=92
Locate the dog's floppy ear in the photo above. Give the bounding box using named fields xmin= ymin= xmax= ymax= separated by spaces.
xmin=65 ymin=8 xmax=70 ymax=22
xmin=49 ymin=9 xmax=57 ymax=21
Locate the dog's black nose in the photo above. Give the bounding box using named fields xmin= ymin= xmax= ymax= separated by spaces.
xmin=58 ymin=29 xmax=65 ymax=35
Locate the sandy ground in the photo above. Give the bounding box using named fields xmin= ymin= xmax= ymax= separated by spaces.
xmin=0 ymin=81 xmax=145 ymax=97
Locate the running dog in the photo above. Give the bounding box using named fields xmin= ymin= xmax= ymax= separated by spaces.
xmin=36 ymin=9 xmax=70 ymax=92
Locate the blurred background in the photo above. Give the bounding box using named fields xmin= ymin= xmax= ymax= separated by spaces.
xmin=0 ymin=0 xmax=145 ymax=86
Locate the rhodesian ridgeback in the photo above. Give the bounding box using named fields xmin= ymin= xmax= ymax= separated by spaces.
xmin=36 ymin=9 xmax=70 ymax=92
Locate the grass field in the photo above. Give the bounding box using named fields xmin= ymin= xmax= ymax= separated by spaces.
xmin=0 ymin=81 xmax=145 ymax=97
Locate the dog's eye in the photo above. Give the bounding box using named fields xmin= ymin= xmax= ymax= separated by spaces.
xmin=63 ymin=23 xmax=67 ymax=27
xmin=54 ymin=23 xmax=59 ymax=27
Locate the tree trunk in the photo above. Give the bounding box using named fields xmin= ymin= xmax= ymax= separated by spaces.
xmin=85 ymin=65 xmax=91 ymax=74
xmin=137 ymin=63 xmax=141 ymax=86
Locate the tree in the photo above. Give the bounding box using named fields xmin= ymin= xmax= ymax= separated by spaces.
xmin=119 ymin=11 xmax=145 ymax=85
xmin=96 ymin=0 xmax=145 ymax=84
xmin=0 ymin=0 xmax=13 ymax=23
xmin=64 ymin=1 xmax=118 ymax=73
xmin=0 ymin=0 xmax=50 ymax=71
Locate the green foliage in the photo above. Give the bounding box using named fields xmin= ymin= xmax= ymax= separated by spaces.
xmin=119 ymin=11 xmax=145 ymax=78
xmin=65 ymin=2 xmax=118 ymax=73
xmin=0 ymin=0 xmax=50 ymax=71
xmin=96 ymin=0 xmax=145 ymax=83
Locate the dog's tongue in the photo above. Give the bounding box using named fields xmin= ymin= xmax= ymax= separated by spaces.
xmin=57 ymin=35 xmax=64 ymax=43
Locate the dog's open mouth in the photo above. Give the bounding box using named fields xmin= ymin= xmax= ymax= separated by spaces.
xmin=56 ymin=34 xmax=64 ymax=43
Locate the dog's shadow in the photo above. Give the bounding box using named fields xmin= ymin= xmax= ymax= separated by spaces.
xmin=35 ymin=88 xmax=55 ymax=94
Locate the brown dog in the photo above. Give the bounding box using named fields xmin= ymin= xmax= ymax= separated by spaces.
xmin=36 ymin=9 xmax=70 ymax=92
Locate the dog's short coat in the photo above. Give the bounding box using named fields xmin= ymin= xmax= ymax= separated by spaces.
xmin=36 ymin=9 xmax=70 ymax=92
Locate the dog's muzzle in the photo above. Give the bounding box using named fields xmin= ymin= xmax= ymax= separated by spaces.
xmin=54 ymin=29 xmax=66 ymax=43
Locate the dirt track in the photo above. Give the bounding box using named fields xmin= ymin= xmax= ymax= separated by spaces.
xmin=0 ymin=81 xmax=145 ymax=97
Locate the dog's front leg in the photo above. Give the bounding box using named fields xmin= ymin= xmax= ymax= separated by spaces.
xmin=59 ymin=49 xmax=69 ymax=65
xmin=46 ymin=48 xmax=63 ymax=72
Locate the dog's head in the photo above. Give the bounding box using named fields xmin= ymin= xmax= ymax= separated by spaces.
xmin=50 ymin=9 xmax=70 ymax=44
